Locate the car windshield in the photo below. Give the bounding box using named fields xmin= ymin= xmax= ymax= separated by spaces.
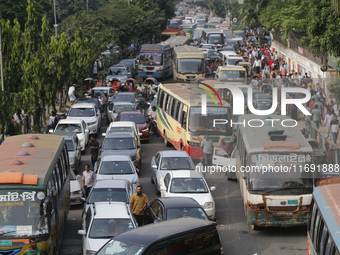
xmin=88 ymin=188 xmax=128 ymax=204
xmin=55 ymin=123 xmax=82 ymax=133
xmin=97 ymin=240 xmax=144 ymax=255
xmin=160 ymin=157 xmax=194 ymax=170
xmin=227 ymin=59 xmax=242 ymax=65
xmin=167 ymin=207 xmax=208 ymax=220
xmin=99 ymin=161 xmax=134 ymax=175
xmin=89 ymin=218 xmax=134 ymax=239
xmin=120 ymin=114 xmax=145 ymax=124
xmin=219 ymin=70 xmax=246 ymax=82
xmin=113 ymin=94 xmax=135 ymax=103
xmin=140 ymin=52 xmax=163 ymax=66
xmin=170 ymin=178 xmax=208 ymax=193
xmin=109 ymin=68 xmax=126 ymax=76
xmin=208 ymin=34 xmax=223 ymax=44
xmin=109 ymin=127 xmax=134 ymax=133
xmin=177 ymin=59 xmax=204 ymax=74
xmin=65 ymin=140 xmax=75 ymax=151
xmin=114 ymin=105 xmax=136 ymax=112
xmin=208 ymin=51 xmax=218 ymax=57
xmin=68 ymin=107 xmax=95 ymax=117
xmin=0 ymin=190 xmax=48 ymax=237
xmin=103 ymin=138 xmax=136 ymax=150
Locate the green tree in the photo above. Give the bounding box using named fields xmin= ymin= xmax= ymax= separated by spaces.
xmin=209 ymin=0 xmax=227 ymax=18
xmin=238 ymin=0 xmax=269 ymax=28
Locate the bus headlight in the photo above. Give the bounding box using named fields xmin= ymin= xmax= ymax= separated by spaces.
xmin=204 ymin=202 xmax=214 ymax=209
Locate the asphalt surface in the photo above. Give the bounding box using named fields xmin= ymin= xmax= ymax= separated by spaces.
xmin=59 ymin=114 xmax=307 ymax=255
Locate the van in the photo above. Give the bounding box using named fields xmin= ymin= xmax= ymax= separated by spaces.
xmin=219 ymin=51 xmax=237 ymax=66
xmin=95 ymin=217 xmax=223 ymax=255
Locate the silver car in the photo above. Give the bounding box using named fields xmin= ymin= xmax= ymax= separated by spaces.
xmin=106 ymin=102 xmax=136 ymax=124
xmin=150 ymin=150 xmax=195 ymax=195
xmin=105 ymin=66 xmax=132 ymax=86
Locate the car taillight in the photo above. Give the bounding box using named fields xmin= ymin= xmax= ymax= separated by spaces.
xmin=220 ymin=244 xmax=223 ymax=254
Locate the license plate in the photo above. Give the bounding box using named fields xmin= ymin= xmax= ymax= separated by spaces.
xmin=0 ymin=240 xmax=13 ymax=246
xmin=288 ymin=200 xmax=298 ymax=205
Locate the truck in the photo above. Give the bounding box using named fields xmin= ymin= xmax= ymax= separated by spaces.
xmin=232 ymin=25 xmax=246 ymax=38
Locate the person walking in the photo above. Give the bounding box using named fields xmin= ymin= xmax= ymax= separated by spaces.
xmin=101 ymin=91 xmax=109 ymax=117
xmin=93 ymin=60 xmax=98 ymax=78
xmin=89 ymin=137 xmax=99 ymax=168
xmin=130 ymin=185 xmax=149 ymax=227
xmin=200 ymin=134 xmax=213 ymax=166
xmin=324 ymin=109 xmax=334 ymax=131
xmin=329 ymin=115 xmax=340 ymax=144
xmin=139 ymin=94 xmax=147 ymax=118
xmin=45 ymin=111 xmax=59 ymax=134
xmin=311 ymin=105 xmax=323 ymax=129
xmin=68 ymin=84 xmax=76 ymax=105
xmin=24 ymin=238 xmax=44 ymax=255
xmin=82 ymin=164 xmax=96 ymax=198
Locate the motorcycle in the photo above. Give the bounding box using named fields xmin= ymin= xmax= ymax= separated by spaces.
xmin=146 ymin=115 xmax=158 ymax=137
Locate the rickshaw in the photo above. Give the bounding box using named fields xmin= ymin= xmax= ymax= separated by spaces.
xmin=144 ymin=77 xmax=159 ymax=100
xmin=214 ymin=59 xmax=224 ymax=71
xmin=259 ymin=82 xmax=272 ymax=94
xmin=238 ymin=61 xmax=252 ymax=77
xmin=84 ymin=78 xmax=95 ymax=92
xmin=144 ymin=77 xmax=159 ymax=86
xmin=239 ymin=49 xmax=248 ymax=58
xmin=124 ymin=78 xmax=137 ymax=92
xmin=250 ymin=74 xmax=263 ymax=89
xmin=107 ymin=78 xmax=121 ymax=90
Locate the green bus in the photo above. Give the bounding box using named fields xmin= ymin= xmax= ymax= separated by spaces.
xmin=0 ymin=134 xmax=70 ymax=255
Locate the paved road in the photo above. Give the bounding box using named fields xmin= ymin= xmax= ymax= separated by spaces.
xmin=60 ymin=118 xmax=307 ymax=255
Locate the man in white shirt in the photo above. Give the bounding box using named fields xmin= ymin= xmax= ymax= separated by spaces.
xmin=200 ymin=134 xmax=213 ymax=166
xmin=82 ymin=164 xmax=96 ymax=198
xmin=68 ymin=84 xmax=76 ymax=105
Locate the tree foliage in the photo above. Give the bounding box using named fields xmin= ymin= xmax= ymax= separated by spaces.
xmin=238 ymin=0 xmax=269 ymax=29
xmin=209 ymin=0 xmax=227 ymax=18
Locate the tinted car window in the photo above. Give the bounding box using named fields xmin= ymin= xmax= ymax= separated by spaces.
xmin=167 ymin=208 xmax=208 ymax=220
xmin=114 ymin=105 xmax=136 ymax=112
xmin=160 ymin=157 xmax=193 ymax=170
xmin=113 ymin=94 xmax=135 ymax=103
xmin=88 ymin=188 xmax=128 ymax=203
xmin=69 ymin=108 xmax=95 ymax=117
xmin=99 ymin=161 xmax=134 ymax=174
xmin=103 ymin=138 xmax=136 ymax=150
xmin=55 ymin=123 xmax=82 ymax=133
xmin=89 ymin=219 xmax=134 ymax=238
xmin=65 ymin=140 xmax=75 ymax=151
xmin=120 ymin=114 xmax=145 ymax=124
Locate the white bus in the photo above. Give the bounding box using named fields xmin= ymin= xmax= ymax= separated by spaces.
xmin=235 ymin=114 xmax=314 ymax=229
xmin=201 ymin=29 xmax=225 ymax=50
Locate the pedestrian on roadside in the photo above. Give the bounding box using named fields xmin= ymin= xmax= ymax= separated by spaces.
xmin=329 ymin=115 xmax=340 ymax=144
xmin=324 ymin=109 xmax=334 ymax=130
xmin=82 ymin=164 xmax=96 ymax=198
xmin=311 ymin=105 xmax=323 ymax=129
xmin=45 ymin=111 xmax=59 ymax=134
xmin=130 ymin=185 xmax=148 ymax=227
xmin=93 ymin=60 xmax=98 ymax=78
xmin=200 ymin=134 xmax=213 ymax=166
xmin=68 ymin=84 xmax=77 ymax=105
xmin=24 ymin=238 xmax=44 ymax=255
xmin=101 ymin=91 xmax=108 ymax=117
xmin=89 ymin=136 xmax=99 ymax=168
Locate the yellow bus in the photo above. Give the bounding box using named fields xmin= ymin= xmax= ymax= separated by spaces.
xmin=172 ymin=45 xmax=205 ymax=81
xmin=0 ymin=134 xmax=70 ymax=254
xmin=156 ymin=82 xmax=233 ymax=159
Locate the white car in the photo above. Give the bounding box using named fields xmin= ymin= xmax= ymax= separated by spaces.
xmin=103 ymin=121 xmax=141 ymax=143
xmin=70 ymin=169 xmax=85 ymax=205
xmin=67 ymin=103 xmax=101 ymax=136
xmin=160 ymin=170 xmax=216 ymax=218
xmin=78 ymin=202 xmax=137 ymax=255
xmin=53 ymin=119 xmax=89 ymax=151
xmin=212 ymin=146 xmax=237 ymax=180
xmin=150 ymin=150 xmax=195 ymax=195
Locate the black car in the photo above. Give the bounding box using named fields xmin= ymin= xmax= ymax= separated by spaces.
xmin=205 ymin=50 xmax=220 ymax=61
xmin=145 ymin=197 xmax=211 ymax=224
xmin=95 ymin=218 xmax=222 ymax=255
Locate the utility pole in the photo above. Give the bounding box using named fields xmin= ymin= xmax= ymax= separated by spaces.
xmin=53 ymin=0 xmax=58 ymax=36
xmin=0 ymin=23 xmax=4 ymax=91
xmin=86 ymin=0 xmax=89 ymax=15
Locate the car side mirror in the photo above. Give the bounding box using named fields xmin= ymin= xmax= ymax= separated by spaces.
xmin=160 ymin=187 xmax=166 ymax=191
xmin=137 ymin=145 xmax=141 ymax=148
xmin=77 ymin=145 xmax=81 ymax=150
xmin=210 ymin=186 xmax=216 ymax=191
xmin=136 ymin=168 xmax=140 ymax=173
xmin=102 ymin=133 xmax=106 ymax=137
xmin=80 ymin=197 xmax=86 ymax=203
xmin=151 ymin=164 xmax=157 ymax=169
xmin=78 ymin=230 xmax=86 ymax=236
xmin=85 ymin=129 xmax=89 ymax=133
xmin=211 ymin=217 xmax=217 ymax=222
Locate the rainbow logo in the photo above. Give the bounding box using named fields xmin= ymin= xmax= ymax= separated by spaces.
xmin=196 ymin=81 xmax=223 ymax=106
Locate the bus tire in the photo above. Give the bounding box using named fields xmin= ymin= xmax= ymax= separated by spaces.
xmin=251 ymin=224 xmax=260 ymax=231
xmin=164 ymin=132 xmax=171 ymax=147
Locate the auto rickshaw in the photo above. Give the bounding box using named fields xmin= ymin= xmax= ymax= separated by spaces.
xmin=124 ymin=78 xmax=137 ymax=92
xmin=84 ymin=78 xmax=95 ymax=92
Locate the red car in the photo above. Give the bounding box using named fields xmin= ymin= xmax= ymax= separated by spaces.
xmin=115 ymin=111 xmax=149 ymax=141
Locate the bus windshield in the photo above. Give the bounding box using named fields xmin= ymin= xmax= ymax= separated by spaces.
xmin=219 ymin=70 xmax=246 ymax=82
xmin=140 ymin=52 xmax=163 ymax=66
xmin=177 ymin=59 xmax=204 ymax=74
xmin=248 ymin=153 xmax=313 ymax=192
xmin=0 ymin=190 xmax=48 ymax=237
xmin=189 ymin=106 xmax=232 ymax=134
xmin=234 ymin=32 xmax=244 ymax=38
xmin=207 ymin=34 xmax=223 ymax=44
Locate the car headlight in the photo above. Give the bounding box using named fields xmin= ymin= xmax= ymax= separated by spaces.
xmin=87 ymin=121 xmax=97 ymax=126
xmin=71 ymin=190 xmax=82 ymax=195
xmin=142 ymin=128 xmax=149 ymax=133
xmin=203 ymin=202 xmax=214 ymax=209
xmin=86 ymin=250 xmax=96 ymax=255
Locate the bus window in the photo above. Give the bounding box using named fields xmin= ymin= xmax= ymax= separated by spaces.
xmin=163 ymin=93 xmax=169 ymax=110
xmin=307 ymin=199 xmax=314 ymax=231
xmin=175 ymin=101 xmax=181 ymax=120
xmin=316 ymin=219 xmax=324 ymax=253
xmin=158 ymin=90 xmax=165 ymax=108
xmin=167 ymin=96 xmax=173 ymax=115
xmin=313 ymin=212 xmax=321 ymax=246
xmin=320 ymin=224 xmax=328 ymax=255
xmin=177 ymin=103 xmax=183 ymax=123
xmin=310 ymin=204 xmax=318 ymax=241
xmin=325 ymin=235 xmax=334 ymax=255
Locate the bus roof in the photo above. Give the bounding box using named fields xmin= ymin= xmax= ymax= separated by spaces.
xmin=162 ymin=36 xmax=191 ymax=48
xmin=140 ymin=44 xmax=170 ymax=52
xmin=202 ymin=28 xmax=223 ymax=34
xmin=238 ymin=114 xmax=313 ymax=154
xmin=0 ymin=134 xmax=65 ymax=189
xmin=314 ymin=180 xmax=340 ymax=248
xmin=173 ymin=45 xmax=204 ymax=58
xmin=159 ymin=82 xmax=230 ymax=107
